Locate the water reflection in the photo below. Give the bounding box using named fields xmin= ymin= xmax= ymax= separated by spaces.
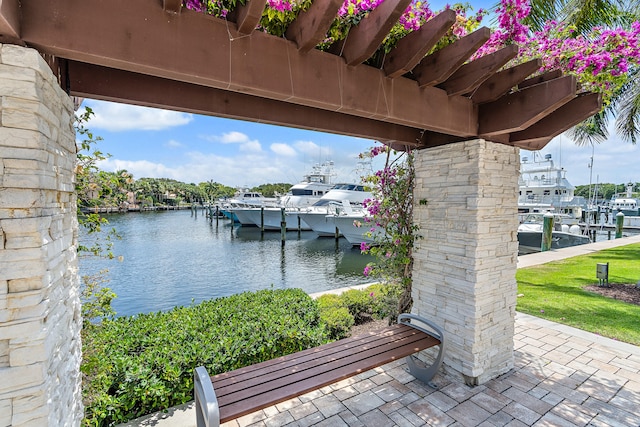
xmin=79 ymin=210 xmax=373 ymax=316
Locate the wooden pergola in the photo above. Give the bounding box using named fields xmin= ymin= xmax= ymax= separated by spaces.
xmin=0 ymin=0 xmax=601 ymax=150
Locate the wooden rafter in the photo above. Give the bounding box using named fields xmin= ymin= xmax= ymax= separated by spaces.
xmin=509 ymin=92 xmax=602 ymax=144
xmin=411 ymin=27 xmax=491 ymax=87
xmin=340 ymin=0 xmax=412 ymax=66
xmin=230 ymin=0 xmax=268 ymax=34
xmin=383 ymin=9 xmax=456 ymax=78
xmin=479 ymin=75 xmax=577 ymax=136
xmin=163 ymin=0 xmax=182 ymax=14
xmin=471 ymin=59 xmax=541 ymax=104
xmin=286 ymin=0 xmax=343 ymax=53
xmin=438 ymin=45 xmax=519 ymax=96
xmin=519 ymin=69 xmax=562 ymax=89
xmin=0 ymin=0 xmax=20 ymax=39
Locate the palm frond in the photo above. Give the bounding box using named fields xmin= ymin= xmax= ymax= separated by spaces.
xmin=570 ymin=110 xmax=610 ymax=145
xmin=615 ymin=68 xmax=640 ymax=144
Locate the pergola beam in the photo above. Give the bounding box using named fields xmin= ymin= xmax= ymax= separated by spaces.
xmin=478 ymin=75 xmax=577 ymax=136
xmin=18 ymin=0 xmax=477 ymax=137
xmin=286 ymin=0 xmax=343 ymax=53
xmin=340 ymin=0 xmax=413 ymax=66
xmin=471 ymin=59 xmax=541 ymax=104
xmin=412 ymin=27 xmax=491 ymax=87
xmin=383 ymin=9 xmax=456 ymax=78
xmin=67 ymin=60 xmax=427 ymax=145
xmin=438 ymin=45 xmax=518 ymax=96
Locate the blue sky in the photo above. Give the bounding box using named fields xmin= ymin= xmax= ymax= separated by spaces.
xmin=79 ymin=0 xmax=640 ymax=188
xmin=80 ymin=98 xmax=640 ymax=189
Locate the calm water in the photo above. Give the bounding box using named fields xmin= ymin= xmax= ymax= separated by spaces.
xmin=79 ymin=210 xmax=373 ymax=316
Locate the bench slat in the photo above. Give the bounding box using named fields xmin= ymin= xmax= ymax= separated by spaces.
xmin=213 ymin=324 xmax=417 ymax=392
xmin=212 ymin=323 xmax=409 ymax=386
xmin=214 ymin=335 xmax=421 ymax=405
xmin=214 ymin=324 xmax=439 ymax=423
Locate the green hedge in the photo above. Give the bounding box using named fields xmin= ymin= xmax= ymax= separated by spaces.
xmin=81 ymin=289 xmax=327 ymax=426
xmin=317 ymin=294 xmax=354 ymax=339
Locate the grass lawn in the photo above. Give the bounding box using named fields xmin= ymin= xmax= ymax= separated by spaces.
xmin=516 ymin=243 xmax=640 ymax=345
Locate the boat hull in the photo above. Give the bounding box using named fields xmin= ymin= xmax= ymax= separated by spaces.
xmin=517 ymin=231 xmax=591 ymax=254
xmin=298 ymin=211 xmax=338 ymax=237
xmin=239 ymin=208 xmax=312 ymax=231
xmin=333 ymin=215 xmax=380 ymax=246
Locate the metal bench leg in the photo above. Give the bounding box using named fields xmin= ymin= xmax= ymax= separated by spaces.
xmin=194 ymin=366 xmax=220 ymax=427
xmin=398 ymin=313 xmax=446 ymax=389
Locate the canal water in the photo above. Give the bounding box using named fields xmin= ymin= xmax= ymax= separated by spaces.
xmin=78 ymin=210 xmax=374 ymax=317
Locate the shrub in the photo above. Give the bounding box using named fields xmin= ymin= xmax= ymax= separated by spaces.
xmin=341 ymin=289 xmax=373 ymax=324
xmin=364 ymin=283 xmax=403 ymax=320
xmin=81 ymin=289 xmax=327 ymax=426
xmin=316 ymin=294 xmax=354 ymax=340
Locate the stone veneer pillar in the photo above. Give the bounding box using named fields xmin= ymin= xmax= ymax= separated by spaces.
xmin=412 ymin=139 xmax=519 ymax=385
xmin=0 ymin=45 xmax=82 ymax=426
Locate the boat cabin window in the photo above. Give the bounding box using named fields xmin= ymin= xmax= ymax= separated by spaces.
xmin=544 ymin=190 xmax=550 ymax=195
xmin=292 ymin=189 xmax=314 ymax=196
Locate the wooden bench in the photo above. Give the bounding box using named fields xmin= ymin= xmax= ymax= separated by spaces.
xmin=194 ymin=313 xmax=445 ymax=427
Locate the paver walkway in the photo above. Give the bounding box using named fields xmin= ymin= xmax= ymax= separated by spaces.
xmin=121 ymin=235 xmax=640 ymax=427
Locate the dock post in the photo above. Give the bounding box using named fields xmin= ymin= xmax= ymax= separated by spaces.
xmin=541 ymin=212 xmax=554 ymax=252
xmin=615 ymin=211 xmax=624 ymax=238
xmin=298 ymin=215 xmax=301 ymax=235
xmin=261 ymin=207 xmax=265 ymax=234
xmin=281 ymin=208 xmax=286 ymax=246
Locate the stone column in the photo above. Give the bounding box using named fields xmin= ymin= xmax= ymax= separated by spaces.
xmin=0 ymin=45 xmax=82 ymax=426
xmin=412 ymin=139 xmax=519 ymax=385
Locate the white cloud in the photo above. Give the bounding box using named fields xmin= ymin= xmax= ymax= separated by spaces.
xmin=217 ymin=131 xmax=253 ymax=144
xmin=239 ymin=141 xmax=263 ymax=153
xmin=165 ymin=140 xmax=184 ymax=148
xmin=294 ymin=140 xmax=329 ymax=157
xmin=82 ymin=101 xmax=193 ymax=131
xmin=98 ymin=151 xmax=303 ymax=187
xmin=203 ymin=131 xmax=263 ymax=153
xmin=270 ymin=143 xmax=297 ymax=157
xmin=97 ymin=159 xmax=179 ymax=179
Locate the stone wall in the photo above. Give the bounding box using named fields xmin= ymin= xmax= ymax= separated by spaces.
xmin=412 ymin=139 xmax=519 ymax=385
xmin=0 ymin=44 xmax=82 ymax=426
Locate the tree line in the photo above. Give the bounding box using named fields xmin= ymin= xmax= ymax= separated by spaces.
xmin=77 ymin=169 xmax=293 ymax=209
xmin=574 ymin=182 xmax=639 ymax=201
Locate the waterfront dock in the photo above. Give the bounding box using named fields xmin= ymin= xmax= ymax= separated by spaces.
xmin=119 ymin=235 xmax=640 ymax=427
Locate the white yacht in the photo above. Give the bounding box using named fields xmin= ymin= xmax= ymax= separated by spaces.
xmin=231 ymin=161 xmax=336 ymax=230
xmin=219 ymin=190 xmax=278 ymax=223
xmin=609 ymin=182 xmax=639 ymax=216
xmin=298 ymin=183 xmax=371 ymax=237
xmin=518 ymin=153 xmax=586 ymax=221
